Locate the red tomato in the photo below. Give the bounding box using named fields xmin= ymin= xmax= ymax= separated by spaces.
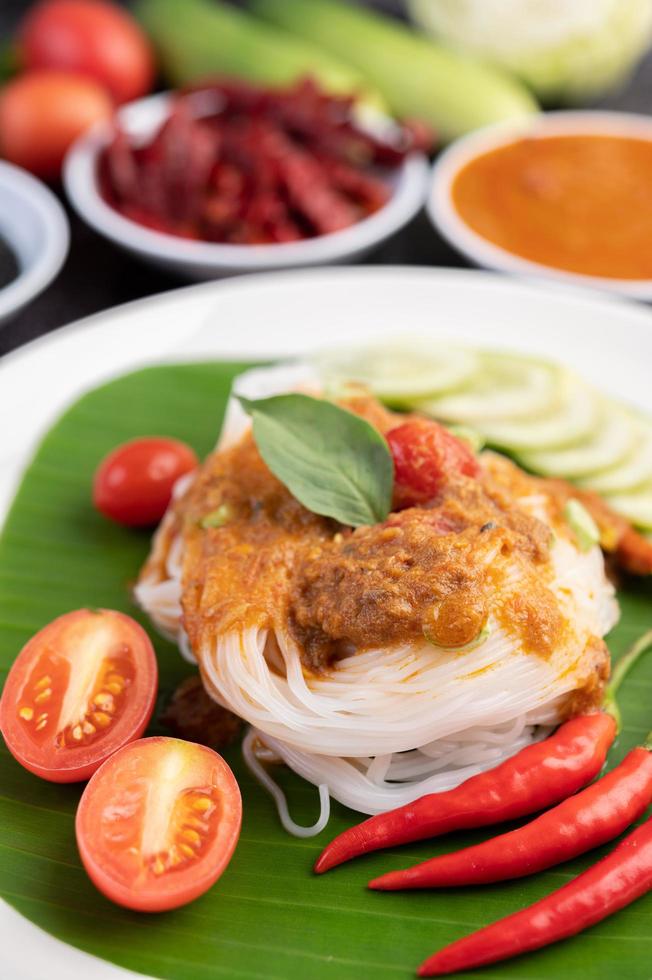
xmin=0 ymin=70 xmax=112 ymax=180
xmin=93 ymin=437 xmax=198 ymax=527
xmin=20 ymin=0 xmax=155 ymax=105
xmin=387 ymin=418 xmax=480 ymax=506
xmin=0 ymin=609 xmax=157 ymax=782
xmin=76 ymin=736 xmax=242 ymax=911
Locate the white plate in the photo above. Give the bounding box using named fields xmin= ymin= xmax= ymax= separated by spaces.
xmin=63 ymin=93 xmax=429 ymax=280
xmin=2 ymin=266 xmax=652 ymax=979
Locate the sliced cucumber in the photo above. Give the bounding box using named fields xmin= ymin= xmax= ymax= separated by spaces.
xmin=315 ymin=341 xmax=478 ymax=404
xmin=517 ymin=408 xmax=637 ymax=479
xmin=420 ymin=352 xmax=561 ymax=423
xmin=604 ymin=484 xmax=652 ymax=530
xmin=577 ymin=421 xmax=652 ymax=495
xmin=479 ymin=380 xmax=600 ymax=452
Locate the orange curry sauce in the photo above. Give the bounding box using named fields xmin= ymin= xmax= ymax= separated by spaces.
xmin=452 ymin=134 xmax=652 ymax=280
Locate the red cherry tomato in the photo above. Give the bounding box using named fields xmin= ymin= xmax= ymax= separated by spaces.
xmin=20 ymin=0 xmax=155 ymax=105
xmin=0 ymin=70 xmax=112 ymax=180
xmin=93 ymin=437 xmax=198 ymax=527
xmin=0 ymin=609 xmax=157 ymax=783
xmin=76 ymin=736 xmax=242 ymax=911
xmin=387 ymin=418 xmax=480 ymax=506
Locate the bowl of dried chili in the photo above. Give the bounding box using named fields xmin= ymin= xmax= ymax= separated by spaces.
xmin=63 ymin=80 xmax=431 ymax=280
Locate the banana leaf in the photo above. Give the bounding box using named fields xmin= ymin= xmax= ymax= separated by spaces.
xmin=1 ymin=361 xmax=651 ymax=980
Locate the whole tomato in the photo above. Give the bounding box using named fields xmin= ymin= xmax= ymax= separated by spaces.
xmin=20 ymin=0 xmax=155 ymax=105
xmin=0 ymin=70 xmax=113 ymax=180
xmin=93 ymin=437 xmax=199 ymax=527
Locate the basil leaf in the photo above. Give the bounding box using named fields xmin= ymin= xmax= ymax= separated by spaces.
xmin=239 ymin=394 xmax=393 ymax=527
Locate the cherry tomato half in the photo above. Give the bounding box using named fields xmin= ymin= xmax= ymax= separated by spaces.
xmin=0 ymin=609 xmax=157 ymax=782
xmin=76 ymin=736 xmax=242 ymax=911
xmin=387 ymin=418 xmax=480 ymax=507
xmin=20 ymin=0 xmax=155 ymax=105
xmin=93 ymin=437 xmax=198 ymax=527
xmin=0 ymin=70 xmax=112 ymax=181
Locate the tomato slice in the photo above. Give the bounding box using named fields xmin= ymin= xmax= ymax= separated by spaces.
xmin=76 ymin=736 xmax=242 ymax=911
xmin=0 ymin=609 xmax=157 ymax=782
xmin=93 ymin=437 xmax=198 ymax=528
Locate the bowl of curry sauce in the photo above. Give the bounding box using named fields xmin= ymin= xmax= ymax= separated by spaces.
xmin=428 ymin=112 xmax=652 ymax=299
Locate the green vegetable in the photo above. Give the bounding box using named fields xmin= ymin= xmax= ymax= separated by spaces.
xmin=446 ymin=424 xmax=485 ymax=453
xmin=249 ymin=0 xmax=538 ymax=141
xmin=315 ymin=342 xmax=479 ymax=406
xmin=239 ymin=393 xmax=393 ymax=527
xmin=408 ymin=0 xmax=652 ymax=103
xmin=135 ymin=0 xmax=383 ymax=109
xmin=200 ymin=504 xmax=233 ymax=528
xmin=602 ymin=485 xmax=652 ymax=531
xmin=563 ymin=499 xmax=600 ymax=552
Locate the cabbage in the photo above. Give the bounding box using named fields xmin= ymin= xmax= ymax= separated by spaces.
xmin=407 ymin=0 xmax=652 ymax=101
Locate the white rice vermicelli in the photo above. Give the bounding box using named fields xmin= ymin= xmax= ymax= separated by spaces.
xmin=134 ymin=362 xmax=620 ymax=831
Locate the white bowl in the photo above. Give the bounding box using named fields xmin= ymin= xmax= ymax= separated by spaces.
xmin=428 ymin=110 xmax=652 ymax=300
xmin=63 ymin=92 xmax=429 ymax=280
xmin=0 ymin=162 xmax=69 ymax=326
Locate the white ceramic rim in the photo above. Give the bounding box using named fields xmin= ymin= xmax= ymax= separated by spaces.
xmin=0 ymin=162 xmax=69 ymax=323
xmin=63 ymin=92 xmax=429 ymax=271
xmin=428 ymin=110 xmax=652 ymax=299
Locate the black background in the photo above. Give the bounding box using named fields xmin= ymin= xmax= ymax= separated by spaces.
xmin=1 ymin=0 xmax=652 ymax=357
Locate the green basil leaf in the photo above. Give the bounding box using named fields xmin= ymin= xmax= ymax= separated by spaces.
xmin=239 ymin=394 xmax=393 ymax=526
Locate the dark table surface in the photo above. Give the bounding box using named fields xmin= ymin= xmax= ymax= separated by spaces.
xmin=2 ymin=0 xmax=652 ymax=358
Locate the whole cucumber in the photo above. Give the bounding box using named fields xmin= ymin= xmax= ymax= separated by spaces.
xmin=136 ymin=0 xmax=384 ymax=110
xmin=250 ymin=0 xmax=538 ymax=140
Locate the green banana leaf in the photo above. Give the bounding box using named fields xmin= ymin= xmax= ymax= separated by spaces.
xmin=1 ymin=361 xmax=651 ymax=980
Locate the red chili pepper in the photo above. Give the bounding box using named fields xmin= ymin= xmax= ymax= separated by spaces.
xmin=316 ymin=630 xmax=652 ymax=875
xmin=314 ymin=712 xmax=616 ymax=873
xmin=418 ymin=807 xmax=652 ymax=976
xmin=370 ymin=738 xmax=652 ymax=890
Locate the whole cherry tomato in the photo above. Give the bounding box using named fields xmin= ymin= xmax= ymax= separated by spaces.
xmin=0 ymin=69 xmax=112 ymax=180
xmin=93 ymin=437 xmax=198 ymax=527
xmin=20 ymin=0 xmax=155 ymax=105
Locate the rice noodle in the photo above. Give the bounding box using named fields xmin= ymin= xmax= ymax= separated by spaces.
xmin=135 ymin=360 xmax=620 ymax=833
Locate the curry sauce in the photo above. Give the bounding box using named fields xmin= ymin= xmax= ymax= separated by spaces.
xmin=177 ymin=398 xmax=582 ymax=676
xmin=452 ymin=133 xmax=652 ymax=280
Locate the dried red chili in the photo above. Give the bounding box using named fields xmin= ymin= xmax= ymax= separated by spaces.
xmin=99 ymin=76 xmax=432 ymax=245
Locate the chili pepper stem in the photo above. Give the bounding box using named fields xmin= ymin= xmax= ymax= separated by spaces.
xmin=603 ymin=628 xmax=652 ymax=732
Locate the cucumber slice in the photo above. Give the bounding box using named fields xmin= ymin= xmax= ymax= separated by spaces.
xmin=315 ymin=341 xmax=478 ymax=404
xmin=479 ymin=380 xmax=600 ymax=452
xmin=604 ymin=485 xmax=652 ymax=530
xmin=517 ymin=408 xmax=637 ymax=478
xmin=420 ymin=352 xmax=561 ymax=422
xmin=578 ymin=421 xmax=652 ymax=495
